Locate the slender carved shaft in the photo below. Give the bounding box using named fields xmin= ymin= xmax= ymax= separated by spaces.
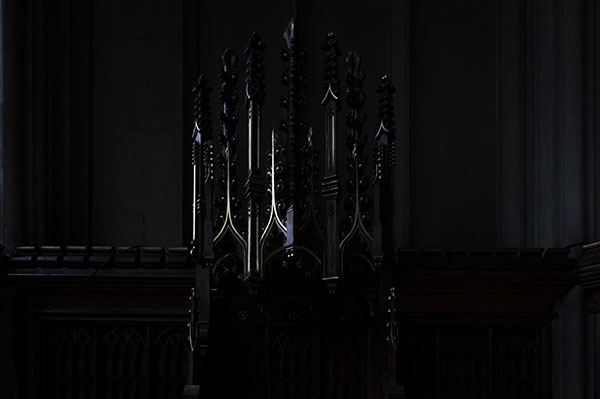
xmin=191 ymin=76 xmax=212 ymax=259
xmin=185 ymin=75 xmax=213 ymax=398
xmin=340 ymin=51 xmax=372 ymax=261
xmin=212 ymin=48 xmax=247 ymax=284
xmin=214 ymin=49 xmax=245 ymax=241
xmin=373 ymin=75 xmax=396 ymax=263
xmin=321 ymin=32 xmax=342 ymax=288
xmin=280 ymin=18 xmax=309 ymax=262
xmin=244 ymin=33 xmax=266 ymax=286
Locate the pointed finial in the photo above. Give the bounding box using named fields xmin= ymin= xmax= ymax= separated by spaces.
xmin=244 ymin=32 xmax=266 ymax=106
xmin=222 ymin=48 xmax=237 ymax=74
xmin=321 ymin=32 xmax=341 ymax=102
xmin=192 ymin=75 xmax=213 ymax=140
xmin=376 ymin=75 xmax=396 ymax=140
xmin=284 ymin=17 xmax=296 ymax=47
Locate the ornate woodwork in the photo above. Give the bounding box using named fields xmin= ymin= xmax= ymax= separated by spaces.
xmin=182 ymin=18 xmax=576 ymax=398
xmin=393 ymin=248 xmax=573 ymax=399
xmin=186 ymin=17 xmax=397 ymax=397
xmin=190 ymin=19 xmax=394 ymax=294
xmin=1 ymin=233 xmax=576 ymax=398
xmin=0 ymin=17 xmax=578 ymax=399
xmin=4 ymin=246 xmax=194 ymax=399
xmin=209 ymin=294 xmax=371 ymax=398
xmin=44 ymin=322 xmax=188 ymax=399
xmin=397 ymin=326 xmax=547 ymax=399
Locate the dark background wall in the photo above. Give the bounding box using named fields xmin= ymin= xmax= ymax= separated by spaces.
xmin=2 ymin=0 xmax=599 ymax=251
xmin=0 ymin=0 xmax=599 ymax=398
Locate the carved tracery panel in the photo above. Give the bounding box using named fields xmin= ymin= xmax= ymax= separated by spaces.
xmin=41 ymin=321 xmax=188 ymax=399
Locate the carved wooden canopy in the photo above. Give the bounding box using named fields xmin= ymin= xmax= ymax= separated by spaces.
xmin=0 ymin=17 xmax=579 ymax=399
xmin=190 ymin=18 xmax=396 ymax=295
